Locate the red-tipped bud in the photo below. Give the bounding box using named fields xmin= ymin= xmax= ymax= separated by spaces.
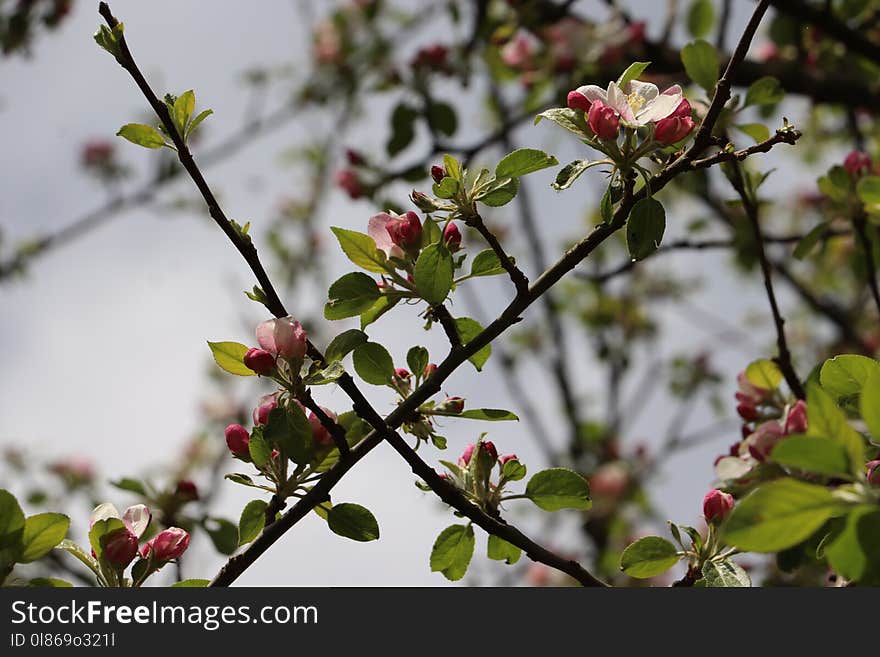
xmin=423 ymin=363 xmax=438 ymax=378
xmin=481 ymin=441 xmax=498 ymax=461
xmin=737 ymin=402 xmax=758 ymax=422
xmin=143 ymin=527 xmax=190 ymax=562
xmin=499 ymin=453 xmax=518 ymax=465
xmin=224 ymin=424 xmax=250 ymax=457
xmin=587 ymin=100 xmax=619 ymax=140
xmin=784 ymin=400 xmax=808 ymax=435
xmin=443 ymin=222 xmax=462 ymax=251
xmin=566 ymin=90 xmax=591 ymax=112
xmin=244 ymin=348 xmax=276 ymax=375
xmin=395 ymin=367 xmax=412 ymax=380
xmin=844 ymin=150 xmax=871 ymax=177
xmin=458 ymin=443 xmax=475 ymax=467
xmin=175 ymin=480 xmax=199 ymax=502
xmin=747 ymin=421 xmax=785 ymax=462
xmin=309 ymin=407 xmax=339 ymax=446
xmin=440 ymin=396 xmax=465 ymax=414
xmin=431 ymin=165 xmax=447 ymax=184
xmin=703 ymin=489 xmax=735 ymax=523
xmin=252 ymin=394 xmax=278 ymax=427
xmin=411 ymin=190 xmax=437 ymax=212
xmin=102 ymin=528 xmax=139 ymax=567
xmin=653 ymin=99 xmax=695 ymax=145
xmin=867 ymin=460 xmax=880 ymax=485
xmin=386 ymin=211 xmax=422 ymax=250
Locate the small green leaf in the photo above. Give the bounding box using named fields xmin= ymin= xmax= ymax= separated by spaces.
xmin=248 ymin=433 xmax=272 ymax=468
xmin=701 ymin=559 xmax=751 ymax=587
xmin=427 ymin=101 xmax=457 ymax=136
xmin=745 ymin=76 xmax=784 ymax=107
xmin=443 ymin=154 xmax=463 ymax=182
xmin=616 ymin=61 xmax=651 ymax=87
xmin=819 ymin=354 xmax=880 ymax=401
xmin=534 ymin=107 xmax=591 ymax=137
xmin=325 ymin=329 xmax=368 ymax=363
xmin=432 ymin=177 xmax=460 ymax=199
xmin=454 ymin=317 xmax=491 ymax=371
xmin=745 ymin=358 xmax=782 ymax=390
xmin=477 ymin=176 xmax=519 ymax=207
xmin=619 ymin=536 xmax=680 ymax=578
xmin=495 ymin=148 xmax=558 ymax=179
xmin=687 ymin=0 xmax=715 ymax=38
xmin=469 ymin=250 xmax=505 ymax=277
xmin=860 ymin=369 xmax=880 ymax=439
xmin=770 ymin=436 xmax=851 ymax=478
xmin=807 ymin=382 xmax=865 ymax=476
xmin=171 ymin=579 xmax=211 ymax=587
xmin=353 ymin=342 xmax=395 ymax=386
xmin=552 ymin=159 xmax=600 ymax=191
xmin=825 ymin=506 xmax=880 ymax=585
xmin=325 ymin=272 xmax=382 ymax=320
xmin=626 ymin=197 xmax=666 ymax=261
xmin=331 ymin=227 xmax=388 ymax=274
xmin=456 ymin=408 xmax=519 ymax=421
xmin=327 ymin=503 xmax=380 ymax=542
xmin=525 ymin=468 xmax=591 ymax=511
xmin=88 ymin=518 xmax=125 ymax=560
xmin=501 ymin=458 xmax=527 ymax=482
xmin=734 ymin=123 xmax=770 ymax=144
xmin=430 ymin=524 xmax=475 ymax=581
xmin=207 ymin=341 xmax=256 ymax=377
xmin=406 ymin=346 xmax=429 ymax=377
xmin=110 ymin=478 xmax=148 ymax=496
xmin=387 ymin=103 xmax=419 ymax=156
xmin=793 ymin=221 xmax=831 ymax=260
xmin=487 ymin=535 xmax=521 ymax=564
xmin=20 ymin=514 xmax=70 ymax=563
xmin=681 ymin=39 xmax=719 ymax=92
xmin=360 ymin=296 xmax=399 ymax=329
xmin=414 ymin=243 xmax=454 ymax=305
xmin=116 ymin=123 xmax=167 ymax=149
xmin=203 ymin=518 xmax=239 ymax=555
xmin=857 ymin=176 xmax=880 ymax=211
xmin=0 ymin=491 xmax=26 ymax=566
xmin=185 ymin=109 xmax=213 ymax=140
xmin=722 ymin=479 xmax=848 ymax=552
xmin=238 ymin=500 xmax=268 ymax=546
xmin=28 ymin=577 xmax=74 ymax=587
xmin=173 ymin=90 xmax=195 ymax=136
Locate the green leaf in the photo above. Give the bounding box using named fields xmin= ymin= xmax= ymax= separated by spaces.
xmin=551 ymin=159 xmax=600 ymax=191
xmin=770 ymin=436 xmax=851 ymax=478
xmin=331 ymin=227 xmax=388 ymax=274
xmin=277 ymin=402 xmax=314 ymax=465
xmin=207 ymin=341 xmax=256 ymax=376
xmin=28 ymin=577 xmax=74 ymax=587
xmin=203 ymin=518 xmax=239 ymax=555
xmin=185 ymin=109 xmax=213 ymax=141
xmin=806 ymin=382 xmax=865 ymax=476
xmin=534 ymin=107 xmax=591 ymax=137
xmin=701 ymin=559 xmax=751 ymax=587
xmin=238 ymin=500 xmax=268 ymax=546
xmin=745 ymin=358 xmax=782 ymax=390
xmin=687 ymin=0 xmax=715 ymax=38
xmin=110 ymin=477 xmax=148 ymax=496
xmin=54 ymin=540 xmax=100 ymax=578
xmin=495 ymin=148 xmax=558 ymax=179
xmin=722 ymin=479 xmax=848 ymax=552
xmin=443 ymin=154 xmax=463 ymax=182
xmin=616 ymin=61 xmax=651 ymax=87
xmin=454 ymin=317 xmax=491 ymax=371
xmin=325 ymin=272 xmax=382 ymax=320
xmin=427 ymin=101 xmax=457 ymax=136
xmin=88 ymin=518 xmax=125 ymax=560
xmin=430 ymin=524 xmax=475 ymax=581
xmin=525 ymin=468 xmax=592 ymax=511
xmin=626 ymin=197 xmax=666 ymax=261
xmin=387 ymin=103 xmax=419 ymax=156
xmin=406 ymin=346 xmax=429 ymax=377
xmin=745 ymin=76 xmax=784 ymax=107
xmin=0 ymin=490 xmax=25 ymax=566
xmin=20 ymin=514 xmax=69 ymax=563
xmin=793 ymin=221 xmax=831 ymax=260
xmin=327 ymin=503 xmax=380 ymax=542
xmin=860 ymin=369 xmax=880 ymax=439
xmin=469 ymin=249 xmax=505 ymax=277
xmin=456 ymin=408 xmax=519 ymax=421
xmin=173 ymin=90 xmax=195 ymax=136
xmin=734 ymin=123 xmax=770 ymax=144
xmin=248 ymin=432 xmax=272 ymax=468
xmin=820 ymin=354 xmax=880 ymax=401
xmin=325 ymin=329 xmax=368 ymax=363
xmin=171 ymin=579 xmax=210 ymax=587
xmin=487 ymin=535 xmax=521 ymax=564
xmin=501 ymin=458 xmax=527 ymax=482
xmin=825 ymin=506 xmax=880 ymax=585
xmin=432 ymin=177 xmax=459 ymax=199
xmin=360 ymin=296 xmax=399 ymax=329
xmin=818 ymin=166 xmax=852 ymax=202
xmin=352 ymin=342 xmax=395 ymax=386
xmin=116 ymin=123 xmax=167 ymax=149
xmin=681 ymin=39 xmax=719 ymax=92
xmin=619 ymin=536 xmax=680 ymax=578
xmin=600 ymin=185 xmax=613 ymax=223
xmin=477 ymin=176 xmax=519 ymax=207
xmin=414 ymin=243 xmax=454 ymax=305
xmin=858 ymin=176 xmax=880 ymax=211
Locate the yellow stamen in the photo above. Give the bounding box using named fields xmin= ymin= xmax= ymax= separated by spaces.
xmin=627 ymin=92 xmax=646 ymax=113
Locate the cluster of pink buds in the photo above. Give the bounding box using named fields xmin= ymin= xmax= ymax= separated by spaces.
xmin=843 ymin=150 xmax=872 ymax=178
xmin=430 ymin=440 xmax=523 ymax=514
xmin=703 ymin=489 xmax=734 ymax=523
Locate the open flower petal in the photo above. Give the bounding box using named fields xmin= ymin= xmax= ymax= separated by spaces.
xmin=90 ymin=503 xmax=119 ymax=528
xmin=122 ymin=504 xmax=152 ymax=538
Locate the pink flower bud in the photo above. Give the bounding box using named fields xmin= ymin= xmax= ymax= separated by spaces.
xmin=784 ymin=400 xmax=808 ymax=434
xmin=143 ymin=527 xmax=190 ymax=562
xmin=867 ymin=460 xmax=880 ymax=485
xmin=481 ymin=441 xmax=498 ymax=461
xmin=459 ymin=443 xmax=475 ymax=467
xmin=175 ymin=480 xmax=199 ymax=502
xmin=309 ymin=407 xmax=339 ymax=446
xmin=252 ymin=393 xmax=279 ymax=427
xmin=441 ymin=396 xmax=465 ymax=414
xmin=737 ymin=402 xmax=758 ymax=422
xmin=386 ymin=211 xmax=423 ymax=250
xmin=335 ymin=169 xmax=364 ymax=199
xmin=255 ymin=316 xmax=308 ymax=361
xmin=431 ymin=165 xmax=447 ymax=184
xmin=395 ymin=367 xmax=412 ymax=380
xmin=411 ymin=190 xmax=436 ymax=212
xmin=844 ymin=150 xmax=871 ymax=177
xmin=102 ymin=528 xmax=139 ymax=567
xmin=225 ymin=424 xmax=250 ymax=457
xmin=587 ymin=100 xmax=619 ymax=140
xmin=566 ymin=90 xmax=591 ymax=113
xmin=499 ymin=454 xmax=518 ymax=465
xmin=703 ymin=489 xmax=735 ymax=523
xmin=443 ymin=222 xmax=462 ymax=251
xmin=423 ymin=363 xmax=438 ymax=378
xmin=244 ymin=348 xmax=276 ymax=375
xmin=747 ymin=421 xmax=785 ymax=462
xmin=653 ymin=99 xmax=695 ymax=145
